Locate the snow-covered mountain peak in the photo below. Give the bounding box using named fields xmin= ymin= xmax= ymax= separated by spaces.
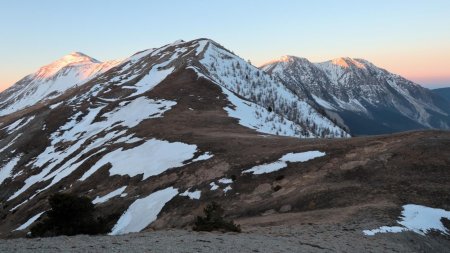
xmin=328 ymin=57 xmax=367 ymax=69
xmin=259 ymin=56 xmax=314 ymax=73
xmin=280 ymin=55 xmax=293 ymax=62
xmin=35 ymin=52 xmax=101 ymax=79
xmin=261 ymin=55 xmax=306 ymax=65
xmin=0 ymin=52 xmax=120 ymax=116
xmin=172 ymin=39 xmax=185 ymax=44
xmin=62 ymin=52 xmax=100 ymax=64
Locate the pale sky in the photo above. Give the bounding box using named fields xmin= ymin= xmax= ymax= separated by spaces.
xmin=1 ymin=0 xmax=449 ymax=91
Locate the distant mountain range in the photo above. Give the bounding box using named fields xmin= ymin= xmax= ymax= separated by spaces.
xmin=261 ymin=56 xmax=450 ymax=135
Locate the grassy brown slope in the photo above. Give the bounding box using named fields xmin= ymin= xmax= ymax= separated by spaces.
xmin=0 ymin=67 xmax=449 ymax=239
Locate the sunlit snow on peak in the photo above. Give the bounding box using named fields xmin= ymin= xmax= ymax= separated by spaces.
xmin=330 ymin=57 xmax=366 ymax=69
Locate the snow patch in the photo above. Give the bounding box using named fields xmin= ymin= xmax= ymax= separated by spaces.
xmin=92 ymin=186 xmax=127 ymax=204
xmin=0 ymin=156 xmax=21 ymax=185
xmin=192 ymin=152 xmax=214 ymax=162
xmin=109 ymin=187 xmax=178 ymax=235
xmin=195 ymin=40 xmax=208 ymax=56
xmin=3 ymin=116 xmax=35 ymax=134
xmin=218 ymin=178 xmax=233 ymax=184
xmin=243 ymin=151 xmax=326 ymax=175
xmin=363 ymin=204 xmax=450 ymax=236
xmin=49 ymin=101 xmax=63 ymax=109
xmin=127 ymin=66 xmax=175 ymax=97
xmin=14 ymin=211 xmax=45 ymax=231
xmin=0 ymin=134 xmax=22 ymax=153
xmin=180 ymin=189 xmax=201 ymax=200
xmin=80 ymin=139 xmax=198 ymax=181
xmin=210 ymin=182 xmax=219 ymax=191
xmin=223 ymin=185 xmax=232 ymax=193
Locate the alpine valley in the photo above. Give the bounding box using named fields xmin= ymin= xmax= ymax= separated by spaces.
xmin=0 ymin=39 xmax=449 ymax=251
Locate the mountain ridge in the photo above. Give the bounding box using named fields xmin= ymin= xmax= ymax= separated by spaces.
xmin=262 ymin=55 xmax=450 ymax=135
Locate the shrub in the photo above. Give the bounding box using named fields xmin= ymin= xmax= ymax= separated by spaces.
xmin=273 ymin=185 xmax=282 ymax=191
xmin=193 ymin=202 xmax=241 ymax=232
xmin=441 ymin=217 xmax=450 ymax=232
xmin=30 ymin=193 xmax=108 ymax=237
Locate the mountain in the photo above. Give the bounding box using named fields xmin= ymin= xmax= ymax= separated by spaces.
xmin=0 ymin=39 xmax=448 ymax=245
xmin=0 ymin=39 xmax=355 ymax=237
xmin=0 ymin=52 xmax=121 ymax=116
xmin=433 ymin=87 xmax=450 ymax=102
xmin=262 ymin=56 xmax=450 ymax=135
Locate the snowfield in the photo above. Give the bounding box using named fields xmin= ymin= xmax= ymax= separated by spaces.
xmin=110 ymin=187 xmax=179 ymax=235
xmin=243 ymin=151 xmax=326 ymax=174
xmin=80 ymin=139 xmax=200 ymax=181
xmin=363 ymin=204 xmax=450 ymax=236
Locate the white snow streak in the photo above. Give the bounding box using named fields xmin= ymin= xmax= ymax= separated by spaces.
xmin=180 ymin=189 xmax=201 ymax=200
xmin=243 ymin=151 xmax=326 ymax=175
xmin=192 ymin=152 xmax=214 ymax=162
xmin=92 ymin=186 xmax=127 ymax=204
xmin=14 ymin=211 xmax=45 ymax=231
xmin=3 ymin=116 xmax=35 ymax=134
xmin=0 ymin=156 xmax=21 ymax=185
xmin=109 ymin=187 xmax=178 ymax=235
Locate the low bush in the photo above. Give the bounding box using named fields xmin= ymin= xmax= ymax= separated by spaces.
xmin=441 ymin=217 xmax=450 ymax=232
xmin=30 ymin=193 xmax=108 ymax=237
xmin=193 ymin=202 xmax=241 ymax=232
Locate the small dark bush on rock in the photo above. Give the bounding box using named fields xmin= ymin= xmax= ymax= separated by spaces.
xmin=193 ymin=202 xmax=241 ymax=232
xmin=30 ymin=193 xmax=108 ymax=237
xmin=273 ymin=185 xmax=282 ymax=191
xmin=441 ymin=217 xmax=450 ymax=232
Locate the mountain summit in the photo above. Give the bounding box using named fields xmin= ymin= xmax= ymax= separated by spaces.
xmin=34 ymin=52 xmax=101 ymax=79
xmin=0 ymin=52 xmax=119 ymax=116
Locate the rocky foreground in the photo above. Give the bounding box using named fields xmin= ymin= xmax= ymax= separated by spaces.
xmin=1 ymin=224 xmax=449 ymax=253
